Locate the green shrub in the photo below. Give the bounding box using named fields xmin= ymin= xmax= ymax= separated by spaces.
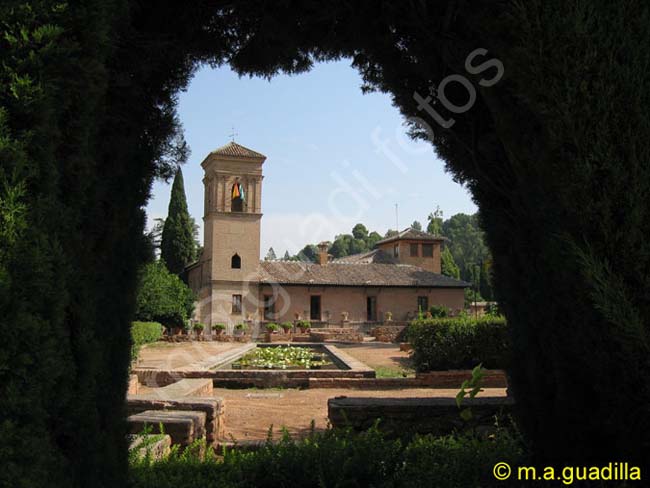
xmin=131 ymin=322 xmax=163 ymax=363
xmin=193 ymin=322 xmax=204 ymax=331
xmin=129 ymin=426 xmax=524 ymax=488
xmin=408 ymin=316 xmax=510 ymax=371
xmin=295 ymin=320 xmax=311 ymax=331
xmin=134 ymin=261 xmax=195 ymax=329
xmin=265 ymin=322 xmax=280 ymax=332
xmin=212 ymin=323 xmax=226 ymax=332
xmin=280 ymin=321 xmax=293 ymax=332
xmin=234 ymin=323 xmax=247 ymax=331
xmin=429 ymin=305 xmax=449 ymax=318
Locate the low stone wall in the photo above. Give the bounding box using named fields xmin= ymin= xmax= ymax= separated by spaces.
xmin=127 ymin=395 xmax=225 ymax=445
xmin=262 ymin=332 xmax=292 ymax=343
xmin=370 ymin=325 xmax=409 ymax=343
xmin=309 ymin=369 xmax=507 ymax=389
xmin=162 ymin=334 xmax=252 ymax=343
xmin=309 ymin=328 xmax=364 ymax=343
xmin=328 ymin=396 xmax=514 ymax=437
xmin=416 ymin=369 xmax=507 ymax=388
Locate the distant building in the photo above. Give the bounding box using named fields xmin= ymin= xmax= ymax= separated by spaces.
xmin=186 ymin=142 xmax=469 ymax=328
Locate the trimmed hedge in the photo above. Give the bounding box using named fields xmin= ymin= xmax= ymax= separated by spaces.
xmin=408 ymin=317 xmax=510 ymax=371
xmin=130 ymin=426 xmax=525 ymax=488
xmin=131 ymin=322 xmax=163 ymax=363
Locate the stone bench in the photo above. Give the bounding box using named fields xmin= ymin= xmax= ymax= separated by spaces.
xmin=127 ymin=410 xmax=206 ymax=446
xmin=328 ymin=396 xmax=514 ymax=437
xmin=127 ymin=395 xmax=225 ymax=445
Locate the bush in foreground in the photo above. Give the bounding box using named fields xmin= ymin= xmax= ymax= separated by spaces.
xmin=131 ymin=322 xmax=163 ymax=363
xmin=130 ymin=426 xmax=524 ymax=488
xmin=408 ymin=316 xmax=510 ymax=371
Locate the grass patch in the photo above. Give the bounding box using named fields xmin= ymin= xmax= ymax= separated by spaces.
xmin=374 ymin=366 xmax=415 ymax=378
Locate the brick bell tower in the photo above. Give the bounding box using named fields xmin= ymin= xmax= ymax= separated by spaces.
xmin=188 ymin=141 xmax=265 ymax=327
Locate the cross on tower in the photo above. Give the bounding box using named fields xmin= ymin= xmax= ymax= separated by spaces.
xmin=228 ymin=127 xmax=238 ymax=142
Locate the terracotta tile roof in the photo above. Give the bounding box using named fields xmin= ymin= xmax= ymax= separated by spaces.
xmin=210 ymin=141 xmax=266 ymax=159
xmin=258 ymin=261 xmax=469 ymax=288
xmin=331 ymin=249 xmax=398 ymax=264
xmin=375 ymin=227 xmax=446 ymax=246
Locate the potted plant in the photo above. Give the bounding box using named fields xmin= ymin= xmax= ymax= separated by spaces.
xmin=265 ymin=322 xmax=280 ymax=333
xmin=296 ymin=320 xmax=311 ymax=333
xmin=193 ymin=322 xmax=205 ymax=338
xmin=212 ymin=323 xmax=226 ymax=336
xmin=280 ymin=322 xmax=293 ymax=334
xmin=234 ymin=323 xmax=247 ymax=336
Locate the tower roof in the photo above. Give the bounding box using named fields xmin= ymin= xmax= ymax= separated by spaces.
xmin=210 ymin=141 xmax=266 ymax=160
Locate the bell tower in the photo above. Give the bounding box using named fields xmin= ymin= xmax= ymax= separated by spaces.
xmin=195 ymin=141 xmax=265 ymax=325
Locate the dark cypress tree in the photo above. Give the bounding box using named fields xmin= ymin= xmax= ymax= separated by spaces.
xmin=0 ymin=1 xmax=228 ymax=486
xmin=160 ymin=168 xmax=196 ymax=275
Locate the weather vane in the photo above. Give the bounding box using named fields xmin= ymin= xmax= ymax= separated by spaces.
xmin=229 ymin=126 xmax=238 ymax=142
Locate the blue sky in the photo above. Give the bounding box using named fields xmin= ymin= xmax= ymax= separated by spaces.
xmin=145 ymin=60 xmax=477 ymax=257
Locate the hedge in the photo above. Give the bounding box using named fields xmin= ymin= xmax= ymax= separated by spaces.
xmin=130 ymin=426 xmax=524 ymax=488
xmin=131 ymin=322 xmax=164 ymax=363
xmin=408 ymin=316 xmax=510 ymax=371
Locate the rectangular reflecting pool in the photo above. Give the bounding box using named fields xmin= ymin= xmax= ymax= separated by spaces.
xmin=216 ymin=344 xmax=347 ymax=371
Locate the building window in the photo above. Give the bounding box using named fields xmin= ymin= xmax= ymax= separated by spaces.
xmin=231 ymin=253 xmax=241 ymax=269
xmin=422 ymin=243 xmax=434 ymax=257
xmin=231 ymin=181 xmax=245 ymax=212
xmin=232 ymin=294 xmax=242 ymax=314
xmin=263 ymin=294 xmax=275 ymax=320
xmin=417 ymin=296 xmax=429 ymax=313
xmin=393 ymin=244 xmax=399 ymax=257
xmin=410 ymin=243 xmax=419 ymax=257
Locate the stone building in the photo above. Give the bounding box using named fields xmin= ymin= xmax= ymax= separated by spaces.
xmin=186 ymin=142 xmax=469 ymax=330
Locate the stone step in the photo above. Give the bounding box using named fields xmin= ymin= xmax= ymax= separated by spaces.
xmin=126 ymin=396 xmax=225 ymax=445
xmin=127 ymin=410 xmax=206 ymax=446
xmin=140 ymin=378 xmax=213 ymax=397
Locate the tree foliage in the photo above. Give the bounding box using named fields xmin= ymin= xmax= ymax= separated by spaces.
xmin=441 ymin=246 xmax=460 ymax=279
xmin=0 ymin=0 xmax=229 ymax=485
xmin=134 ymin=261 xmax=195 ymax=329
xmin=160 ymin=168 xmax=196 ymax=274
xmin=264 ymin=247 xmax=277 ymax=261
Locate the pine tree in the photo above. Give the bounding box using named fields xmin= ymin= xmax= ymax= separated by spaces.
xmin=265 ymin=247 xmax=277 ymax=261
xmin=283 ymin=251 xmax=291 ymax=261
xmin=411 ymin=220 xmax=422 ymax=231
xmin=161 ymin=168 xmax=196 ymax=274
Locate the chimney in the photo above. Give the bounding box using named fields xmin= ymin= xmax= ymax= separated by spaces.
xmin=317 ymin=242 xmax=329 ymax=265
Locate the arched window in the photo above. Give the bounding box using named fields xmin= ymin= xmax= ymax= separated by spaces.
xmin=231 ymin=181 xmax=245 ymax=212
xmin=231 ymin=253 xmax=241 ymax=269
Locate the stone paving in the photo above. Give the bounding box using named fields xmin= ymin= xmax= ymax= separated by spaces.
xmin=134 ymin=341 xmax=507 ymax=442
xmin=136 ymin=342 xmax=243 ymax=370
xmin=216 ymin=387 xmax=507 ymax=442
